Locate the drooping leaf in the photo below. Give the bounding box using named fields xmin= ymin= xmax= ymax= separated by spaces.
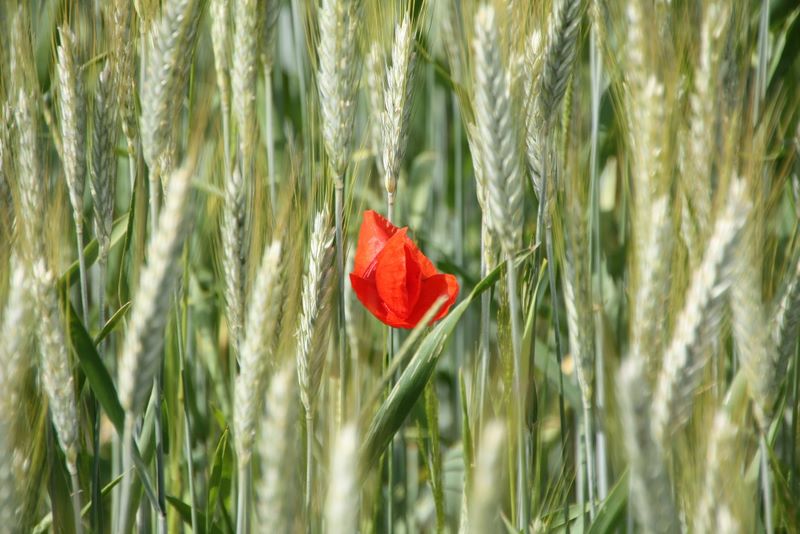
xmin=207 ymin=428 xmax=233 ymax=534
xmin=95 ymin=301 xmax=132 ymax=344
xmin=586 ymin=469 xmax=629 ymax=534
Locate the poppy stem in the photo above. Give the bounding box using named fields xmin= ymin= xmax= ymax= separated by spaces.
xmin=506 ymin=253 xmax=529 ymax=531
xmin=387 ymin=187 xmax=398 ymax=534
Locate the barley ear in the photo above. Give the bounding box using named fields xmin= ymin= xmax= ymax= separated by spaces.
xmin=681 ymin=1 xmax=730 ymax=248
xmin=694 ymin=411 xmax=751 ymax=533
xmin=651 ymin=180 xmax=749 ymax=445
xmin=617 ymin=358 xmax=677 ymax=534
xmin=538 ymin=0 xmax=584 ymax=126
xmin=732 ymin=213 xmax=778 ymax=428
xmin=630 ymin=196 xmax=672 ymax=379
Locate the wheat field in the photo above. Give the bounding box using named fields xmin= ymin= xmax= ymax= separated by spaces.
xmin=1 ymin=0 xmax=799 ymax=532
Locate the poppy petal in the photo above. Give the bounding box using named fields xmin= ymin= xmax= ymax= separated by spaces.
xmin=353 ymin=210 xmax=399 ymax=277
xmin=408 ymin=240 xmax=438 ymax=278
xmin=406 ymin=273 xmax=460 ymax=327
xmin=374 ymin=230 xmax=422 ymax=319
xmin=349 ymin=273 xmax=389 ymax=323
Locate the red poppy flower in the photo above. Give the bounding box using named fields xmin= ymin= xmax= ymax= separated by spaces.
xmin=349 ymin=210 xmax=460 ymax=329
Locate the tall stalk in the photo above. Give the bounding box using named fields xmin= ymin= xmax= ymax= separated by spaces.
xmin=589 ymin=32 xmax=609 ymax=504
xmin=335 ymin=178 xmax=347 ymax=413
xmin=265 ymin=71 xmax=276 ymax=213
xmin=506 ymin=254 xmax=528 ymax=530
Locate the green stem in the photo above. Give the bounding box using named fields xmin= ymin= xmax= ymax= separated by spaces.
xmin=506 ymin=254 xmax=528 ymax=532
xmin=589 ymin=19 xmax=609 ymax=502
xmin=154 ymin=374 xmax=167 ymax=533
xmin=265 ymin=68 xmax=276 ymax=215
xmin=70 ymin=466 xmax=84 ymax=534
xmin=118 ymin=417 xmax=135 ymax=534
xmin=75 ymin=221 xmax=90 ymax=325
xmin=305 ymin=414 xmax=313 ymax=528
xmin=760 ymin=433 xmax=773 ymax=534
xmin=236 ymin=464 xmax=249 ymax=534
xmin=583 ymin=401 xmax=596 ymax=519
xmin=92 ymin=262 xmax=107 ymax=532
xmin=538 ymin=135 xmax=569 ymax=533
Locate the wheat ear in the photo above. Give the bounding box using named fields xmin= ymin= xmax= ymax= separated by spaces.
xmin=31 ymin=260 xmax=84 ymax=534
xmin=211 ymin=0 xmax=232 ymax=141
xmin=257 ymin=362 xmax=300 ymax=532
xmin=473 ymin=6 xmax=522 ymax=256
xmin=296 ymin=210 xmax=335 ymax=515
xmin=222 ymin=167 xmax=247 ymax=353
xmin=141 ymin=0 xmax=202 ymax=170
xmin=617 ymin=357 xmax=677 ymax=534
xmin=117 ymin=163 xmax=195 ymax=418
xmin=13 ymin=88 xmax=44 ymax=263
xmin=473 ymin=5 xmax=527 ymax=528
xmin=296 ymin=210 xmax=336 ymax=417
xmin=232 ymin=0 xmax=258 ymax=170
xmin=324 ymin=424 xmax=359 ymax=534
xmin=234 ymin=240 xmax=284 ymax=465
xmin=771 ymin=252 xmax=800 ymax=386
xmin=56 ymin=24 xmax=92 ymax=324
xmin=381 ymin=12 xmax=416 ymax=221
xmin=651 ymin=180 xmax=749 ymax=446
xmin=318 ymin=0 xmax=361 ymax=179
xmin=56 ymin=25 xmax=87 ymax=229
xmin=0 ymin=258 xmax=33 ymax=529
xmin=234 ymin=241 xmax=283 ymax=534
xmin=90 ymin=62 xmax=118 ymax=263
